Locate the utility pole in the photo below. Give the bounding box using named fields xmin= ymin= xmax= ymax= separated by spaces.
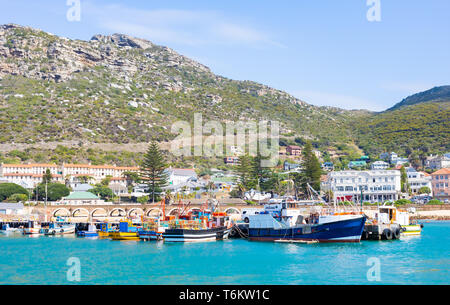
xmin=44 ymin=181 xmax=48 ymax=222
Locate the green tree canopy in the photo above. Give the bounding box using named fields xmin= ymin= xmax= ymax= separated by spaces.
xmin=89 ymin=186 xmax=114 ymax=200
xmin=34 ymin=183 xmax=70 ymax=201
xmin=0 ymin=183 xmax=29 ymax=201
xmin=42 ymin=168 xmax=53 ymax=184
xmin=7 ymin=193 xmax=28 ymax=203
xmin=418 ymin=186 xmax=431 ymax=195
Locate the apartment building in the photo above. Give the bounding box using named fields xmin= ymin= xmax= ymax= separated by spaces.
xmin=324 ymin=170 xmax=401 ymax=203
xmin=0 ymin=163 xmax=139 ymax=188
xmin=431 ymin=168 xmax=450 ymax=201
xmin=0 ymin=163 xmax=63 ymax=188
xmin=406 ymin=167 xmax=433 ymax=195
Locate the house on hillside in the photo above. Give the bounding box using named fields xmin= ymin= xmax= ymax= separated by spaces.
xmin=286 ymin=145 xmax=302 ymax=156
xmin=348 ymin=161 xmax=367 ymax=169
xmin=321 ymin=162 xmax=334 ymax=172
xmin=371 ymin=161 xmax=390 ymax=170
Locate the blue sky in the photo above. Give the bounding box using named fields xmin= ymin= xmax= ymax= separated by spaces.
xmin=1 ymin=0 xmax=449 ymax=111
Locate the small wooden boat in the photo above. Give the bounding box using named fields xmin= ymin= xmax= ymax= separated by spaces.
xmin=44 ymin=223 xmax=76 ymax=235
xmin=23 ymin=221 xmax=42 ymax=235
xmin=98 ymin=222 xmax=116 ymax=238
xmin=163 ymin=212 xmax=232 ymax=243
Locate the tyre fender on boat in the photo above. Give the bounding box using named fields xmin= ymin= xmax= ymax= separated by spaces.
xmin=393 ymin=228 xmax=401 ymax=239
xmin=383 ymin=229 xmax=393 ymax=240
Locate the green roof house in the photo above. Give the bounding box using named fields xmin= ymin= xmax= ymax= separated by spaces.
xmin=61 ymin=191 xmax=105 ymax=205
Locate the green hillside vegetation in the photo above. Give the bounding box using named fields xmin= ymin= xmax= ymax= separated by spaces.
xmin=386 ymin=86 xmax=450 ymax=111
xmin=0 ymin=24 xmax=448 ymax=166
xmin=353 ymin=101 xmax=450 ymax=157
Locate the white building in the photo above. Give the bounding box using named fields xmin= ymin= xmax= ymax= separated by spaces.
xmin=0 ymin=203 xmax=25 ymax=215
xmin=0 ymin=163 xmax=139 ymax=188
xmin=166 ymin=168 xmax=198 ymax=186
xmin=380 ymin=152 xmax=409 ymax=166
xmin=406 ymin=168 xmax=433 ymax=195
xmin=371 ymin=161 xmax=390 ymax=170
xmin=426 ymin=155 xmax=450 ymax=170
xmin=0 ymin=164 xmax=64 ymax=187
xmin=324 ymin=170 xmax=401 ymax=203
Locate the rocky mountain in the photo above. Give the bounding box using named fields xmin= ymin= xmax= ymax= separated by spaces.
xmin=0 ymin=23 xmax=447 ymax=167
xmin=386 ymin=86 xmax=450 ymax=112
xmin=0 ymin=23 xmax=359 ymax=148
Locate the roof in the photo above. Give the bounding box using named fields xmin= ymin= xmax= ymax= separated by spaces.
xmin=0 ymin=203 xmax=24 ymax=209
xmin=287 ymin=145 xmax=301 ymax=149
xmin=432 ymin=168 xmax=450 ymax=175
xmin=73 ymin=184 xmax=94 ymax=192
xmin=349 ymin=161 xmax=366 ymax=165
xmin=167 ymin=168 xmax=197 ymax=177
xmin=1 ymin=163 xmax=58 ymax=168
xmin=63 ymin=191 xmax=100 ymax=200
xmin=373 ymin=160 xmax=389 ymax=164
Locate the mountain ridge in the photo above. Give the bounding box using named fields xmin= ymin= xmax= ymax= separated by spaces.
xmin=0 ymin=23 xmax=448 ymax=166
xmin=386 ymin=85 xmax=450 ymax=112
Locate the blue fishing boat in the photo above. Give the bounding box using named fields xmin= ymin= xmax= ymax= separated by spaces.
xmin=248 ymin=202 xmax=366 ymax=243
xmin=77 ymin=223 xmax=99 ymax=237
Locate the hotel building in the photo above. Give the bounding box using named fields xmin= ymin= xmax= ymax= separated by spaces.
xmin=324 ymin=170 xmax=401 ymax=203
xmin=0 ymin=163 xmax=139 ymax=188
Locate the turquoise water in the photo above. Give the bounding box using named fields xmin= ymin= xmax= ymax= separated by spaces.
xmin=0 ymin=221 xmax=449 ymax=285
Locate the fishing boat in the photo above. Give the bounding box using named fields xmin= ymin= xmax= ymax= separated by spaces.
xmin=77 ymin=223 xmax=99 ymax=237
xmin=1 ymin=223 xmax=21 ymax=234
xmin=44 ymin=222 xmax=76 ymax=235
xmin=163 ymin=212 xmax=232 ymax=243
xmin=247 ymin=202 xmax=366 ymax=243
xmin=139 ymin=218 xmax=167 ymax=241
xmin=110 ymin=220 xmax=141 ymax=241
xmin=98 ymin=222 xmax=116 ymax=238
xmin=363 ymin=204 xmax=423 ymax=240
xmin=23 ymin=221 xmax=43 ymax=235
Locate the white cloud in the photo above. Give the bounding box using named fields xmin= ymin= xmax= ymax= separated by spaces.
xmin=83 ymin=2 xmax=284 ymax=48
xmin=291 ymin=90 xmax=384 ymax=111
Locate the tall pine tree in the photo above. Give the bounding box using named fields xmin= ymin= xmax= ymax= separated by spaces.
xmin=301 ymin=141 xmax=322 ymax=193
xmin=235 ymin=154 xmax=257 ymax=196
xmin=140 ymin=141 xmax=169 ymax=203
